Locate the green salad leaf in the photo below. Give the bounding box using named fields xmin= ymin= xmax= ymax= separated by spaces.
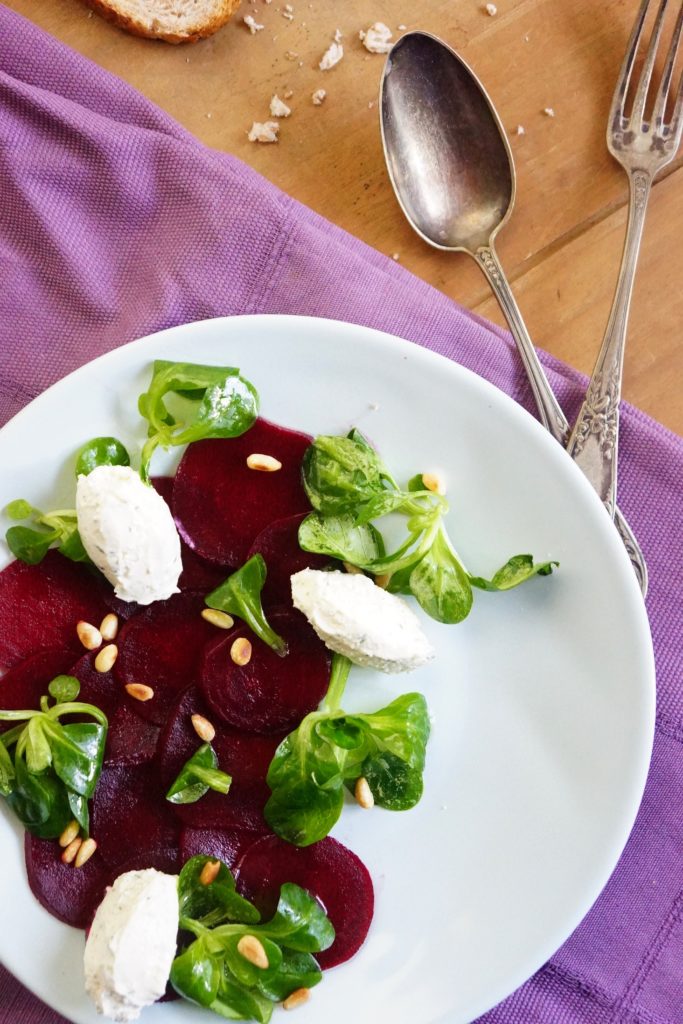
xmin=75 ymin=436 xmax=130 ymax=477
xmin=4 ymin=505 xmax=87 ymax=566
xmin=138 ymin=360 xmax=259 ymax=482
xmin=166 ymin=744 xmax=232 ymax=805
xmin=205 ymin=555 xmax=287 ymax=656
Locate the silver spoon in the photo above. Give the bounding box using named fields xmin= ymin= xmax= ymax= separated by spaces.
xmin=380 ymin=30 xmax=647 ymax=596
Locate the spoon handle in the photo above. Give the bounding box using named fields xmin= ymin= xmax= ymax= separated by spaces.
xmin=475 ymin=245 xmax=570 ymax=445
xmin=474 ymin=243 xmax=648 ymax=597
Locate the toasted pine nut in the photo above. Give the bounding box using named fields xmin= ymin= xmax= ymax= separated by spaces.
xmin=74 ymin=838 xmax=97 ymax=868
xmin=230 ymin=638 xmax=252 ymax=666
xmin=94 ymin=643 xmax=118 ymax=673
xmin=99 ymin=613 xmax=119 ymax=641
xmin=246 ymin=453 xmax=282 ymax=472
xmin=199 ymin=860 xmax=221 ymax=886
xmin=76 ymin=620 xmax=102 ymax=651
xmin=59 ymin=820 xmax=80 ymax=848
xmin=61 ymin=837 xmax=82 ymax=865
xmin=283 ymin=988 xmax=311 ymax=1010
xmin=192 ymin=714 xmax=216 ymax=743
xmin=201 ymin=608 xmax=235 ymax=630
xmin=342 ymin=562 xmax=365 ymax=575
xmin=374 ymin=573 xmax=392 ymax=589
xmin=354 ymin=776 xmax=374 ymax=809
xmin=237 ymin=934 xmax=269 ymax=969
xmin=125 ymin=683 xmax=155 ymax=702
xmin=422 ymin=471 xmax=446 ymax=496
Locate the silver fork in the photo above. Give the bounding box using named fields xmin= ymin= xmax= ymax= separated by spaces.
xmin=567 ymin=0 xmax=683 ymax=533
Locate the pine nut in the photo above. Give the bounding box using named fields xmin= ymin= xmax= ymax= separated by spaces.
xmin=374 ymin=573 xmax=392 ymax=589
xmin=237 ymin=934 xmax=269 ymax=969
xmin=59 ymin=820 xmax=80 ymax=848
xmin=76 ymin=621 xmax=102 ymax=651
xmin=74 ymin=838 xmax=97 ymax=868
xmin=422 ymin=471 xmax=446 ymax=496
xmin=125 ymin=683 xmax=154 ymax=702
xmin=246 ymin=453 xmax=282 ymax=472
xmin=354 ymin=776 xmax=374 ymax=809
xmin=342 ymin=562 xmax=365 ymax=575
xmin=192 ymin=714 xmax=216 ymax=743
xmin=94 ymin=643 xmax=118 ymax=673
xmin=61 ymin=837 xmax=82 ymax=865
xmin=283 ymin=988 xmax=311 ymax=1010
xmin=99 ymin=613 xmax=119 ymax=641
xmin=201 ymin=608 xmax=235 ymax=629
xmin=230 ymin=638 xmax=252 ymax=666
xmin=199 ymin=860 xmax=221 ymax=886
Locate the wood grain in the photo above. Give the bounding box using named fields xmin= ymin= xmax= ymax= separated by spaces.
xmin=4 ymin=0 xmax=683 ymax=433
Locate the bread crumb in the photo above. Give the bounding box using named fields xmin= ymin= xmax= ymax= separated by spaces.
xmin=334 ymin=27 xmax=343 ymax=42
xmin=543 ymin=106 xmax=555 ymax=117
xmin=392 ymin=253 xmax=400 ymax=261
xmin=248 ymin=121 xmax=280 ymax=143
xmin=319 ymin=40 xmax=343 ymax=70
xmin=368 ymin=100 xmax=375 ymax=108
xmin=359 ymin=22 xmax=393 ymax=53
xmin=284 ymin=89 xmax=294 ymax=99
xmin=515 ymin=124 xmax=525 ymax=135
xmin=485 ymin=3 xmax=497 ymax=14
xmin=282 ymin=10 xmax=294 ymax=19
xmin=285 ymin=49 xmax=299 ymax=60
xmin=398 ymin=23 xmax=407 ymax=30
xmin=270 ymin=94 xmax=291 ymax=117
xmin=243 ymin=14 xmax=264 ymax=32
xmin=312 ymin=88 xmax=327 ymax=105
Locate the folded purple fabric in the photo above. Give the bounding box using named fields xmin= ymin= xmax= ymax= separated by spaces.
xmin=1 ymin=6 xmax=682 ymax=1024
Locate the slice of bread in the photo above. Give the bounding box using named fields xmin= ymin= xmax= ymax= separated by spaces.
xmin=84 ymin=0 xmax=241 ymax=43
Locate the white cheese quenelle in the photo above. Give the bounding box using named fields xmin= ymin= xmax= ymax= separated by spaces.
xmin=84 ymin=869 xmax=179 ymax=1023
xmin=291 ymin=568 xmax=435 ymax=673
xmin=76 ymin=465 xmax=182 ymax=605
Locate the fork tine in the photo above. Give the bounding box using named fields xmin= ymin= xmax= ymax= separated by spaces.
xmin=629 ymin=0 xmax=669 ymax=127
xmin=667 ymin=71 xmax=683 ymax=141
xmin=610 ymin=0 xmax=654 ymax=122
xmin=651 ymin=1 xmax=683 ymax=127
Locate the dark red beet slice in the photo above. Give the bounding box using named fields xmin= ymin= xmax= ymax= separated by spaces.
xmin=25 ymin=832 xmax=109 ymax=928
xmin=106 ymin=704 xmax=160 ymax=767
xmin=180 ymin=826 xmax=269 ymax=871
xmin=90 ymin=764 xmax=179 ymax=870
xmin=0 ymin=551 xmax=113 ymax=672
xmin=235 ymin=835 xmax=374 ymax=969
xmin=70 ymin=651 xmax=121 ymax=720
xmin=246 ymin=513 xmax=333 ymax=608
xmin=200 ymin=610 xmax=330 ymax=735
xmin=157 ymin=687 xmax=284 ymax=830
xmin=114 ymin=592 xmax=216 ymax=726
xmin=0 ymin=648 xmax=77 ymax=733
xmin=152 ymin=477 xmax=225 ymax=593
xmin=172 ymin=418 xmax=312 ymax=568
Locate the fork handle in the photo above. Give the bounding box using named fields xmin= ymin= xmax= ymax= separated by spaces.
xmin=565 ymin=169 xmax=652 ymax=518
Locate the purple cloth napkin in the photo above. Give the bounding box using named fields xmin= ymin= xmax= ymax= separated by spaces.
xmin=1 ymin=6 xmax=682 ymax=1023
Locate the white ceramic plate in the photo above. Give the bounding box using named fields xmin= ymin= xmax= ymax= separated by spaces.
xmin=0 ymin=316 xmax=654 ymax=1024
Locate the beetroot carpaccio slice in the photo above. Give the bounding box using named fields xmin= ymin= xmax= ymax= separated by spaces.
xmin=180 ymin=826 xmax=270 ymax=871
xmin=246 ymin=513 xmax=333 ymax=608
xmin=25 ymin=832 xmax=109 ymax=928
xmin=235 ymin=835 xmax=374 ymax=969
xmin=90 ymin=764 xmax=179 ymax=870
xmin=0 ymin=551 xmax=113 ymax=672
xmin=172 ymin=418 xmax=313 ymax=568
xmin=70 ymin=651 xmax=121 ymax=720
xmin=0 ymin=648 xmax=77 ymax=733
xmin=152 ymin=477 xmax=226 ymax=593
xmin=114 ymin=592 xmax=216 ymax=725
xmin=105 ymin=704 xmax=160 ymax=767
xmin=200 ymin=610 xmax=330 ymax=735
xmin=157 ymin=686 xmax=284 ymax=830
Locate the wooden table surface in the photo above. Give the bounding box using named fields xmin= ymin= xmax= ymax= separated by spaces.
xmin=6 ymin=0 xmax=683 ymax=434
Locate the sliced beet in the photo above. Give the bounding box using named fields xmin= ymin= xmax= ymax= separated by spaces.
xmin=90 ymin=763 xmax=179 ymax=870
xmin=172 ymin=418 xmax=312 ymax=568
xmin=105 ymin=704 xmax=160 ymax=767
xmin=0 ymin=551 xmax=113 ymax=672
xmin=157 ymin=686 xmax=284 ymax=830
xmin=246 ymin=513 xmax=333 ymax=608
xmin=180 ymin=826 xmax=270 ymax=871
xmin=25 ymin=832 xmax=109 ymax=928
xmin=235 ymin=835 xmax=374 ymax=969
xmin=152 ymin=477 xmax=225 ymax=593
xmin=200 ymin=610 xmax=330 ymax=735
xmin=70 ymin=651 xmax=121 ymax=720
xmin=114 ymin=592 xmax=216 ymax=725
xmin=0 ymin=648 xmax=77 ymax=732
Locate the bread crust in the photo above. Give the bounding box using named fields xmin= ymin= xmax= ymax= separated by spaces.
xmin=83 ymin=0 xmax=240 ymax=43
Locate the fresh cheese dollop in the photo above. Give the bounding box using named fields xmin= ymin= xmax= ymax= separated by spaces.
xmin=291 ymin=568 xmax=435 ymax=673
xmin=76 ymin=465 xmax=182 ymax=605
xmin=84 ymin=869 xmax=179 ymax=1023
